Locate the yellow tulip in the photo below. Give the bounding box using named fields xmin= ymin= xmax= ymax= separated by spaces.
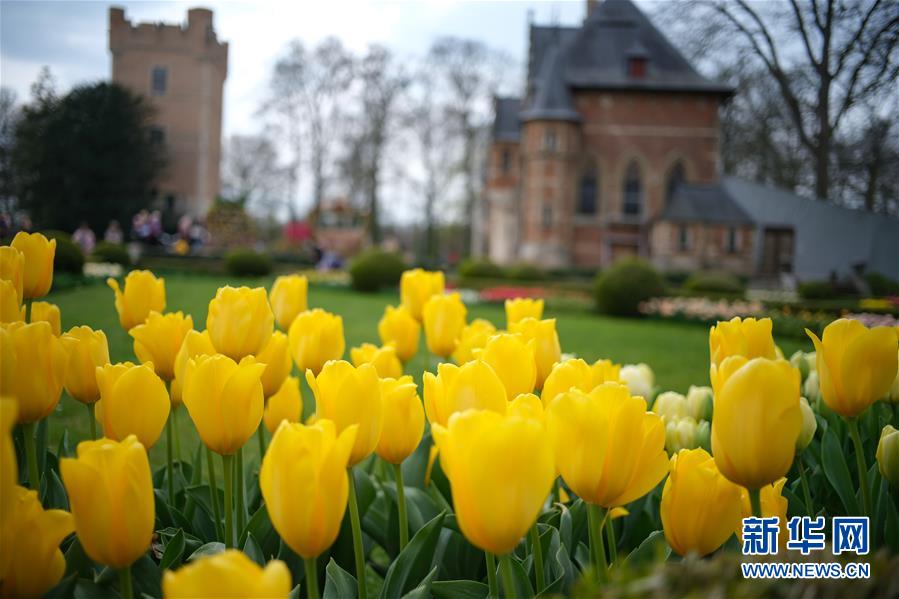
xmin=263 ymin=376 xmax=303 ymax=435
xmin=660 ymin=448 xmax=743 ymax=557
xmin=451 ymin=318 xmax=497 ymax=365
xmin=170 ymin=329 xmax=217 ymax=405
xmin=423 ymin=360 xmax=507 ymax=427
xmin=709 ymin=316 xmax=776 ymax=367
xmin=11 ymin=232 xmax=55 ymax=299
xmin=0 ymin=485 xmax=73 ymax=599
xmin=260 ymin=419 xmax=357 ymax=558
xmin=509 ymin=317 xmax=560 ymax=390
xmin=0 ymin=246 xmax=24 ymax=304
xmin=376 ymin=376 xmax=424 ymax=464
xmin=806 ymin=318 xmax=898 ymax=418
xmin=60 ymin=435 xmax=153 ymax=568
xmin=479 ymin=332 xmax=537 ymax=398
xmin=737 ymin=478 xmax=789 ymax=545
xmin=541 ymin=358 xmax=621 ymax=407
xmin=422 ymin=292 xmax=466 ymax=358
xmin=163 ymin=549 xmax=292 ymax=599
xmin=269 ymin=274 xmax=309 ymax=330
xmin=3 ymin=321 xmax=67 ymax=423
xmin=878 ymin=424 xmax=899 ymax=486
xmin=378 ymin=305 xmax=420 ymax=363
xmin=507 ymin=393 xmax=544 ymax=422
xmin=130 ymin=311 xmax=193 ymax=381
xmin=107 ymin=270 xmax=166 ymax=331
xmin=30 ymin=301 xmax=60 ymax=335
xmin=400 ymin=268 xmax=444 ymax=322
xmin=183 ymin=354 xmax=265 ymax=455
xmin=207 ymin=286 xmax=274 ymax=361
xmin=711 ymin=356 xmax=801 ymax=489
xmin=0 ymin=399 xmax=17 ymax=542
xmin=351 ymin=342 xmax=403 ymax=379
xmin=257 ymin=331 xmax=292 ymax=398
xmin=0 ymin=326 xmax=14 ymax=398
xmin=796 ymin=397 xmax=817 ymax=451
xmin=288 ymin=308 xmax=345 ymax=376
xmin=306 ymin=361 xmax=381 ymax=466
xmin=95 ymin=361 xmax=170 ymax=448
xmin=546 ymin=383 xmax=668 ymax=507
xmin=505 ymin=297 xmax=544 ymax=326
xmin=0 ymin=279 xmax=22 ymax=324
xmin=432 ymin=409 xmax=555 ymax=555
xmin=60 ymin=326 xmax=110 ymax=404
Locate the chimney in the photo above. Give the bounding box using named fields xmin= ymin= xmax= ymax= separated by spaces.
xmin=586 ymin=0 xmax=600 ymax=18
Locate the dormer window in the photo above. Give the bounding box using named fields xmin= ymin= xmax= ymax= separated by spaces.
xmin=628 ymin=57 xmax=647 ymax=79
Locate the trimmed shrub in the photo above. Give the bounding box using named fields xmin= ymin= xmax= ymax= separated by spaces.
xmin=593 ymin=257 xmax=665 ymax=316
xmin=505 ymin=263 xmax=545 ymax=281
xmin=92 ymin=241 xmax=131 ymax=266
xmin=458 ymin=258 xmax=503 ymax=279
xmin=225 ymin=249 xmax=272 ymax=277
xmin=349 ymin=249 xmax=406 ymax=292
xmin=798 ymin=280 xmax=833 ymax=300
xmin=866 ymin=272 xmax=899 ymax=296
xmin=41 ymin=230 xmax=84 ymax=275
xmin=683 ymin=271 xmax=745 ymax=295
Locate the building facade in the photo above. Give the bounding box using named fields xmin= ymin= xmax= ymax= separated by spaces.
xmin=109 ymin=6 xmax=228 ymax=217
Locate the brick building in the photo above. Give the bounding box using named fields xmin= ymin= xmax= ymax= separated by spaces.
xmin=109 ymin=6 xmax=228 ymax=218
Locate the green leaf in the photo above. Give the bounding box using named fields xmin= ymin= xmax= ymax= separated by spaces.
xmin=130 ymin=553 xmax=162 ymax=599
xmin=624 ymin=530 xmax=670 ymax=567
xmin=434 ymin=527 xmax=484 ymax=581
xmin=430 ymin=580 xmax=488 ymax=599
xmin=400 ymin=566 xmax=437 ymax=599
xmin=160 ymin=528 xmax=185 ymax=571
xmin=43 ymin=574 xmax=77 ymax=599
xmin=544 ymin=544 xmax=576 ymax=595
xmin=323 ymin=558 xmax=357 ymax=599
xmin=188 ymin=541 xmax=225 ymax=561
xmin=498 ymin=554 xmax=533 ymax=599
xmin=243 ymin=532 xmax=264 ymax=566
xmin=63 ymin=536 xmax=94 ymax=578
xmin=41 ymin=468 xmax=69 ymax=510
xmin=378 ymin=512 xmax=446 ymax=599
xmin=821 ymin=427 xmax=860 ymax=515
xmin=885 ymin=494 xmax=899 ymax=551
xmin=241 ymin=504 xmax=279 ymax=560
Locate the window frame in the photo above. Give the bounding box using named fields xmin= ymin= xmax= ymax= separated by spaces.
xmin=151 ymin=66 xmax=168 ymax=96
xmin=621 ymin=161 xmax=643 ymax=217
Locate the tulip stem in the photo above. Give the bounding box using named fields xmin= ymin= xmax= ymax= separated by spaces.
xmin=166 ymin=413 xmax=175 ymax=505
xmin=304 ymin=557 xmax=319 ymax=599
xmin=586 ymin=503 xmax=608 ymax=580
xmin=347 ymin=468 xmax=368 ymax=599
xmin=847 ymin=418 xmax=872 ymax=517
xmin=499 ymin=553 xmax=516 ymax=598
xmin=257 ymin=424 xmax=266 ymax=458
xmin=749 ymin=488 xmax=762 ymax=518
xmin=393 ymin=463 xmax=409 ymax=550
xmin=529 ymin=523 xmax=545 ymax=592
xmin=24 ymin=298 xmax=32 ymax=323
xmin=22 ymin=421 xmax=40 ymax=490
xmin=206 ymin=447 xmax=223 ymax=541
xmin=236 ymin=447 xmax=246 ymax=534
xmin=222 ymin=453 xmax=234 ymax=548
xmin=604 ymin=516 xmax=618 ymax=564
xmin=485 ymin=552 xmax=498 ymax=598
xmin=118 ymin=566 xmax=133 ymax=599
xmin=797 ymin=453 xmax=814 ymax=515
xmin=85 ymin=403 xmax=96 ymax=440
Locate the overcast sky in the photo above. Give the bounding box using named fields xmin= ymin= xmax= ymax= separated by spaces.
xmin=0 ymin=0 xmax=606 ymax=138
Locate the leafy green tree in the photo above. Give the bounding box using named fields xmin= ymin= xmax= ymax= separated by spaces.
xmin=12 ymin=81 xmax=165 ymax=232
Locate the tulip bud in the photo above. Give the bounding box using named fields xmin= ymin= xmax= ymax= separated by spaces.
xmin=709 ymin=316 xmax=776 ymax=367
xmin=95 ymin=361 xmax=170 ymax=448
xmin=130 ymin=311 xmax=193 ymax=381
xmin=0 ymin=485 xmax=74 ymax=598
xmin=796 ymin=397 xmax=817 ymax=451
xmin=61 ymin=326 xmax=110 ymax=404
xmin=378 ymin=305 xmax=420 ymax=363
xmin=619 ymin=363 xmax=655 ymax=399
xmin=0 ymin=246 xmax=25 ymax=304
xmin=877 ymin=425 xmax=899 ymax=487
xmin=806 ymin=319 xmax=898 ymax=418
xmin=351 ymin=343 xmax=403 ymax=379
xmin=423 ymin=360 xmax=507 ymax=427
xmin=61 ymin=436 xmax=154 ymax=569
xmin=507 ymin=393 xmax=545 ymax=422
xmin=661 ymin=448 xmax=743 ymax=557
xmin=432 ymin=409 xmax=555 ymax=556
xmin=451 ymin=318 xmax=496 ymax=365
xmin=269 ymin=274 xmax=308 ymax=331
xmin=263 ymin=376 xmax=303 ymax=435
xmin=183 ymin=354 xmax=265 ymax=455
xmin=256 ymin=331 xmax=292 ymax=398
xmin=547 ymin=383 xmax=668 ymax=507
xmin=696 ymin=420 xmax=711 ymax=453
xmin=422 ymin=292 xmax=466 ymax=358
xmin=541 ymin=358 xmax=620 ymax=407
xmin=376 ymin=376 xmax=424 ymax=465
xmin=711 ymin=357 xmax=801 ymax=489
xmin=261 ymin=420 xmax=357 ymax=558
xmin=162 ymin=549 xmax=292 ymax=599
xmin=306 ymin=361 xmax=381 ymax=466
xmin=30 ymin=301 xmax=61 ymax=335
xmin=803 ymin=369 xmax=820 ymax=404
xmin=0 ymin=279 xmax=23 ymax=324
xmin=400 ymin=268 xmax=444 ymax=322
xmin=3 ymin=321 xmax=67 ymax=423
xmin=653 ymin=391 xmax=687 ymax=422
xmin=107 ymin=270 xmax=166 ymax=331
xmin=11 ymin=232 xmax=56 ymax=299
xmin=665 ymin=417 xmax=699 ymax=454
xmin=890 ymin=356 xmax=899 ymax=403
xmin=509 ymin=317 xmax=561 ymax=390
xmin=288 ymin=308 xmax=345 ymax=376
xmin=685 ymin=385 xmax=713 ymax=422
xmin=170 ymin=330 xmax=217 ymax=406
xmin=479 ymin=332 xmax=537 ymax=398
xmin=789 ymin=350 xmax=810 ymax=381
xmin=504 ymin=298 xmax=544 ymax=326
xmin=207 ymin=286 xmax=274 ymax=361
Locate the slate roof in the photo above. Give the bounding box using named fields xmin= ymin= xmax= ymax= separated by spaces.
xmin=520 ymin=44 xmax=581 ymax=122
xmin=493 ymin=97 xmax=522 ymax=142
xmin=659 ymin=182 xmax=754 ymax=225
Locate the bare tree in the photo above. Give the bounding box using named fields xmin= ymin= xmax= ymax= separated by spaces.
xmin=221 ymin=134 xmax=289 ymax=217
xmin=0 ymin=87 xmax=20 ymax=215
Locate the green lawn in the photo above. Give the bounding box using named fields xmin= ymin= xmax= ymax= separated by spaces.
xmin=47 ymin=274 xmax=807 ymax=467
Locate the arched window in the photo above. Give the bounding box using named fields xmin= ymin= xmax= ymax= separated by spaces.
xmin=666 ymin=161 xmax=686 ymax=204
xmin=622 ymin=161 xmax=642 ymax=216
xmin=578 ymin=171 xmax=598 ymax=215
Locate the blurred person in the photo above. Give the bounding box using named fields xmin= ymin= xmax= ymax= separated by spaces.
xmin=73 ymin=221 xmax=96 ymax=254
xmin=104 ymin=220 xmax=124 ymax=244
